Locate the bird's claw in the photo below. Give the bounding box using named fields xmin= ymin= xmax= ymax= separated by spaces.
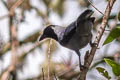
xmin=90 ymin=42 xmax=97 ymax=47
xmin=80 ymin=65 xmax=87 ymax=71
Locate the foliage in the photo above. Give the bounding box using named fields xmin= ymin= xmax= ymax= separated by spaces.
xmin=103 ymin=25 xmax=120 ymax=45
xmin=104 ymin=58 xmax=120 ymax=76
xmin=96 ymin=67 xmax=111 ymax=80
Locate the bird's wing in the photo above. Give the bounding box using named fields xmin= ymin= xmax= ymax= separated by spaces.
xmin=53 ymin=26 xmax=66 ymax=41
xmin=60 ymin=22 xmax=76 ymax=44
xmin=60 ymin=9 xmax=94 ymax=44
xmin=64 ymin=22 xmax=76 ymax=36
xmin=64 ymin=9 xmax=94 ymax=36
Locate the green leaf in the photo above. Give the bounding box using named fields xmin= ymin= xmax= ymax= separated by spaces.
xmin=118 ymin=11 xmax=120 ymax=21
xmin=96 ymin=67 xmax=111 ymax=80
xmin=103 ymin=26 xmax=120 ymax=45
xmin=104 ymin=58 xmax=120 ymax=76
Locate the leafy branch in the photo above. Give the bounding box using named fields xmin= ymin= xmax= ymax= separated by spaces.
xmin=78 ymin=0 xmax=117 ymax=79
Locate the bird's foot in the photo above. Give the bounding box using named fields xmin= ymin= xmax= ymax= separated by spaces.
xmin=80 ymin=65 xmax=87 ymax=71
xmin=90 ymin=42 xmax=97 ymax=47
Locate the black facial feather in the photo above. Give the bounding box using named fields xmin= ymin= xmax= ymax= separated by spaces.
xmin=43 ymin=27 xmax=58 ymax=41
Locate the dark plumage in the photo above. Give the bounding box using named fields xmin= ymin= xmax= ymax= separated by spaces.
xmin=39 ymin=9 xmax=95 ymax=70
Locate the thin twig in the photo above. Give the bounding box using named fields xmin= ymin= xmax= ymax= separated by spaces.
xmin=105 ymin=29 xmax=111 ymax=31
xmin=88 ymin=0 xmax=110 ymax=28
xmin=1 ymin=11 xmax=17 ymax=80
xmin=42 ymin=68 xmax=45 ymax=80
xmin=88 ymin=0 xmax=104 ymax=15
xmin=53 ymin=71 xmax=57 ymax=80
xmin=0 ymin=0 xmax=25 ymax=80
xmin=0 ymin=0 xmax=9 ymax=20
xmin=47 ymin=39 xmax=52 ymax=80
xmin=0 ymin=14 xmax=9 ymax=20
xmin=0 ymin=0 xmax=25 ymax=20
xmin=78 ymin=0 xmax=117 ymax=80
xmin=9 ymin=0 xmax=25 ymax=16
xmin=1 ymin=0 xmax=9 ymax=10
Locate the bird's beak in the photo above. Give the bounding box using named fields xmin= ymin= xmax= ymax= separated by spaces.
xmin=39 ymin=34 xmax=46 ymax=41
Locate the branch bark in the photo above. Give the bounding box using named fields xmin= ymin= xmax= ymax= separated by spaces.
xmin=1 ymin=0 xmax=25 ymax=80
xmin=78 ymin=0 xmax=117 ymax=80
xmin=0 ymin=0 xmax=25 ymax=20
xmin=1 ymin=12 xmax=18 ymax=80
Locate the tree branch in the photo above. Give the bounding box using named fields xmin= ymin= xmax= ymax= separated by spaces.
xmin=1 ymin=12 xmax=18 ymax=80
xmin=0 ymin=31 xmax=40 ymax=58
xmin=88 ymin=0 xmax=104 ymax=15
xmin=78 ymin=0 xmax=117 ymax=80
xmin=0 ymin=0 xmax=25 ymax=79
xmin=0 ymin=0 xmax=25 ymax=20
xmin=1 ymin=0 xmax=9 ymax=10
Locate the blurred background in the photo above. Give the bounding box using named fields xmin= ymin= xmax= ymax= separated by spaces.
xmin=0 ymin=0 xmax=120 ymax=80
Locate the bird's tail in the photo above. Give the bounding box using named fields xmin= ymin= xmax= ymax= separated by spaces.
xmin=77 ymin=9 xmax=94 ymax=21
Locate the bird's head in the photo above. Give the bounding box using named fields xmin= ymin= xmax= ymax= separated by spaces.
xmin=39 ymin=25 xmax=58 ymax=41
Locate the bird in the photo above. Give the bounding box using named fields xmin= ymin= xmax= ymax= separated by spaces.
xmin=39 ymin=9 xmax=95 ymax=70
